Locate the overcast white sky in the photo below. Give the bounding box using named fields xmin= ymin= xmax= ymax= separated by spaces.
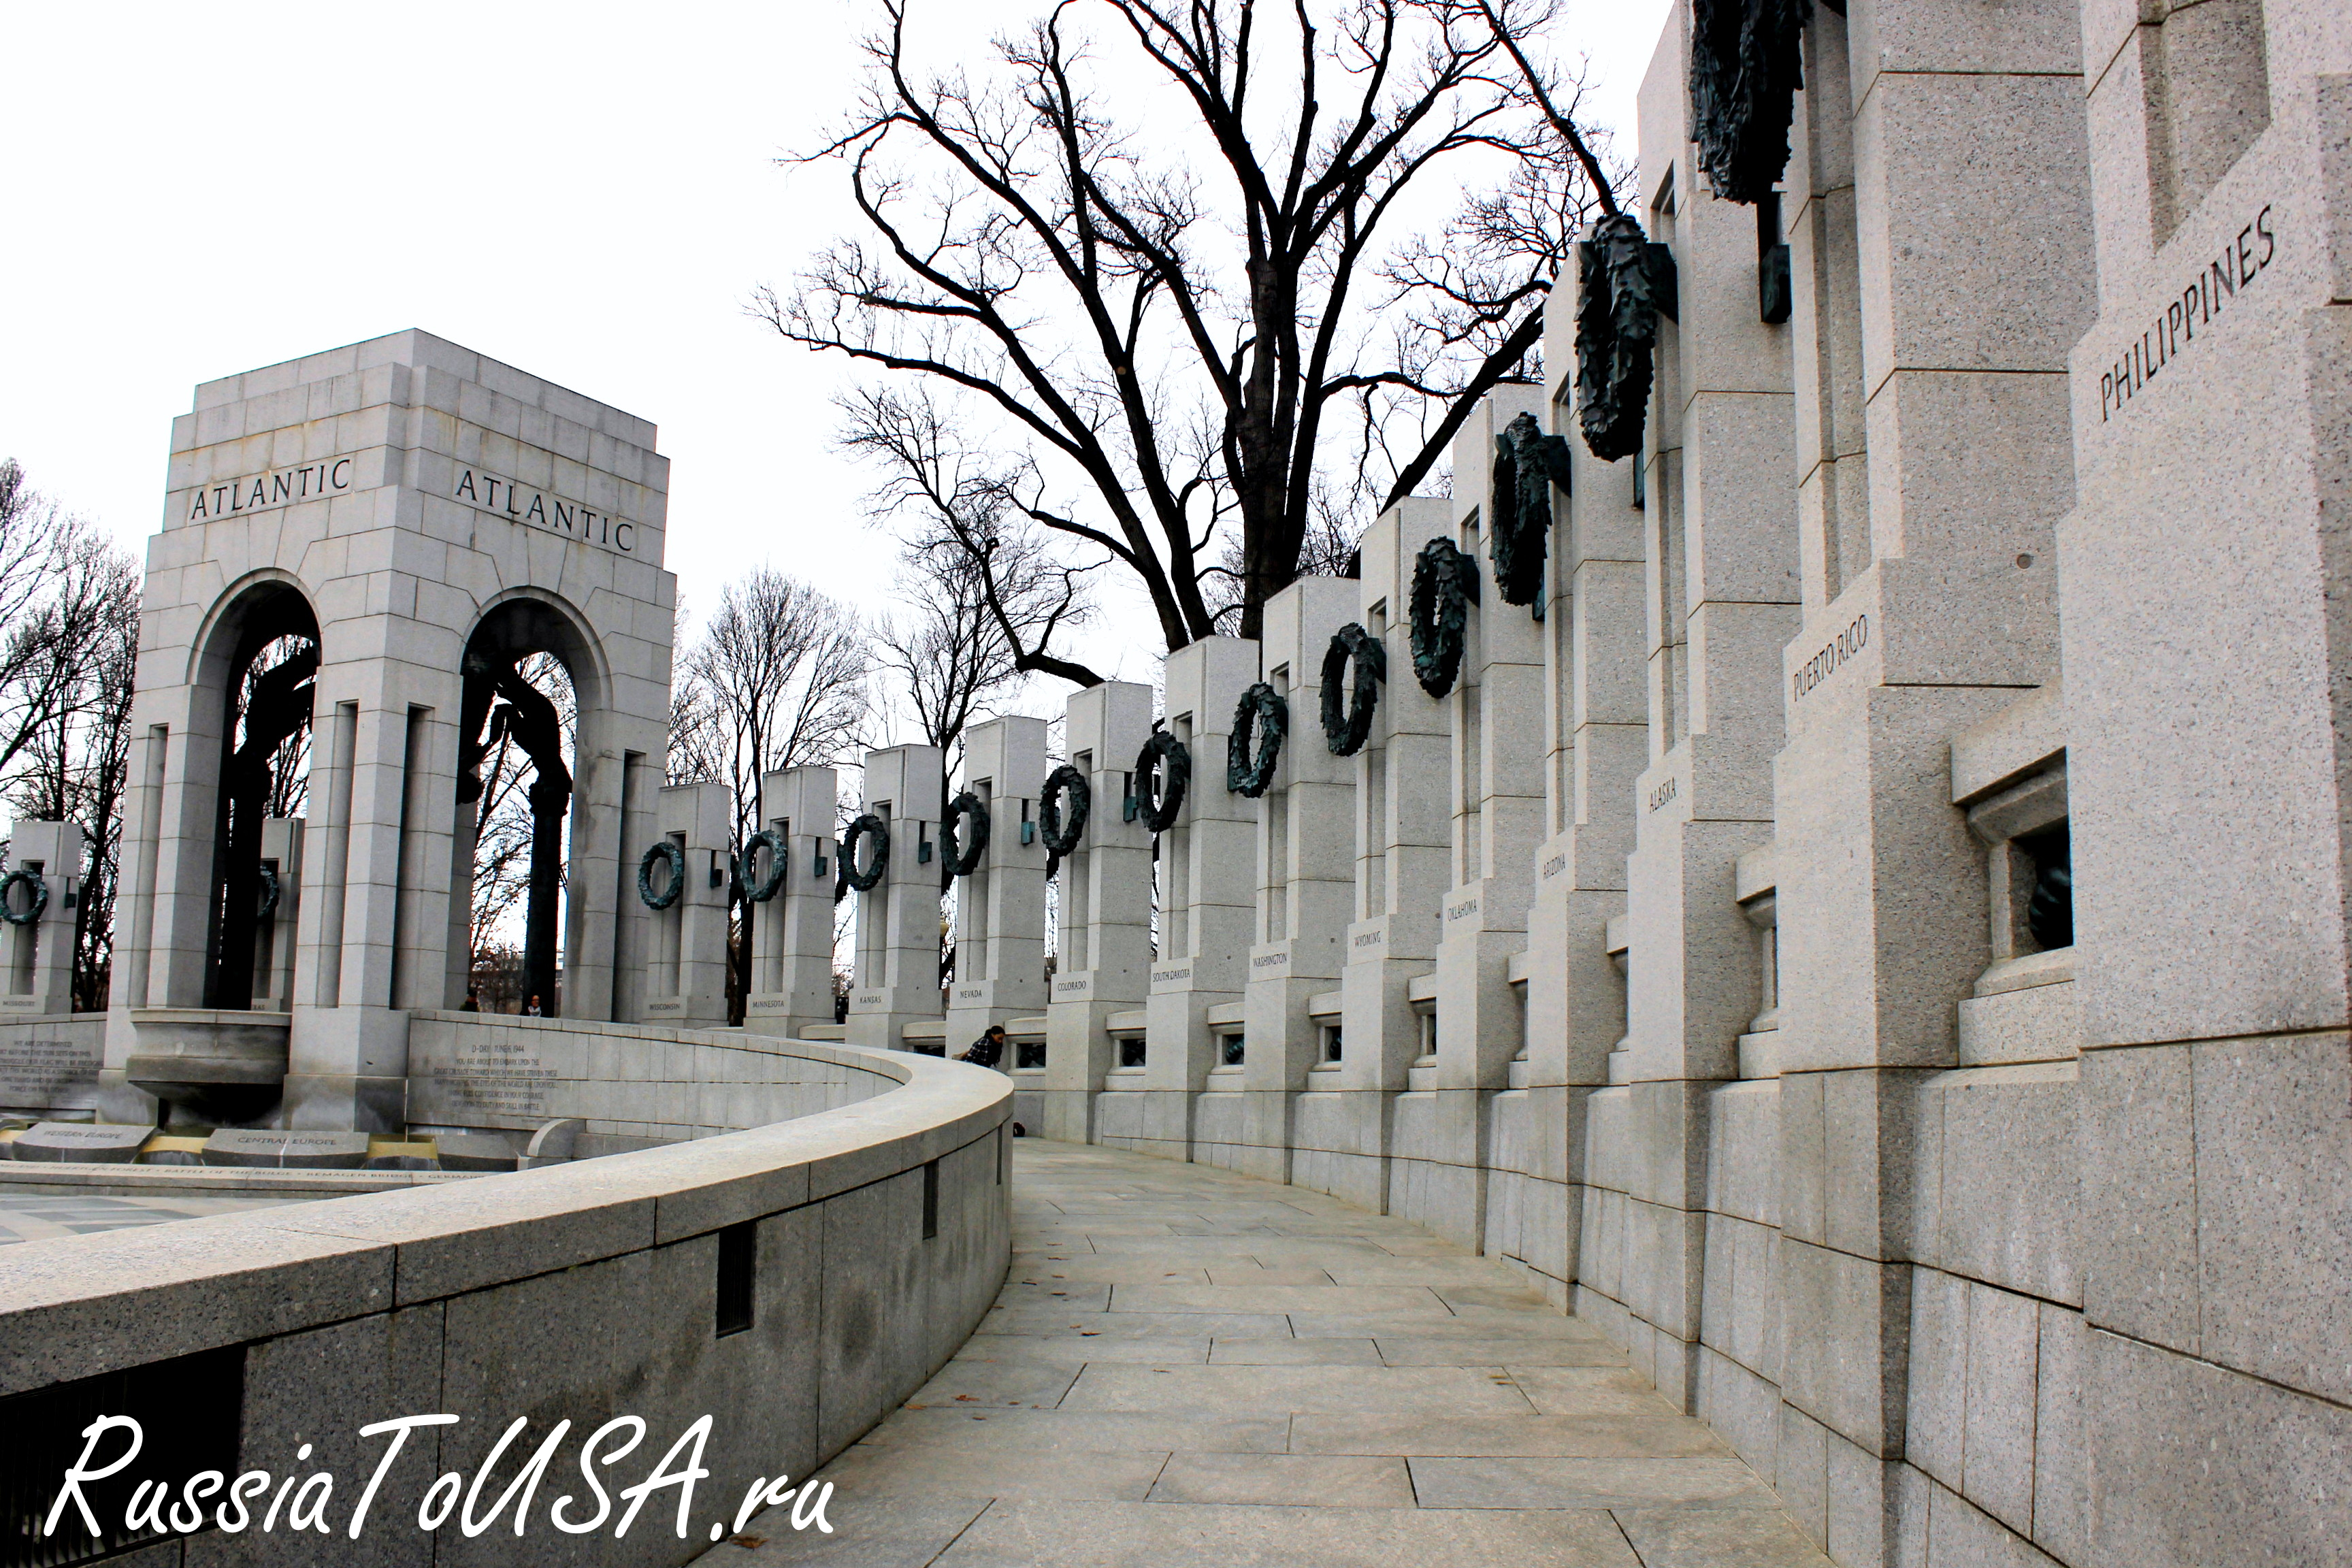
xmin=4 ymin=0 xmax=1669 ymax=700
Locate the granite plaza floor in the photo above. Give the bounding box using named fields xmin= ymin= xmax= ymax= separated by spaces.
xmin=0 ymin=1191 xmax=307 ymax=1245
xmin=725 ymin=1139 xmax=1829 ymax=1567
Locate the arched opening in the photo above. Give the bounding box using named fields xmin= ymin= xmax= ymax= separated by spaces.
xmin=204 ymin=585 xmax=320 ymax=1011
xmin=457 ymin=600 xmax=593 ymax=1017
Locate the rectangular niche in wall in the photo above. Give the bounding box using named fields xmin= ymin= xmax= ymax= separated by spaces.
xmin=2141 ymin=0 xmax=2271 ymax=240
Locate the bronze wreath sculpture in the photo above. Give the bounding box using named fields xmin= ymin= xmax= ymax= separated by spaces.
xmin=1132 ymin=729 xmax=1191 ymax=833
xmin=840 ymin=813 xmax=890 ymax=893
xmin=738 ymin=828 xmax=788 ymax=903
xmin=1039 ymin=763 xmax=1090 ymax=878
xmin=940 ymin=789 xmax=991 ymax=878
xmin=1227 ymin=682 xmax=1287 ymax=798
xmin=1690 ymin=0 xmax=1812 ymax=206
xmin=637 ymin=840 xmax=685 ymax=910
xmin=1490 ymin=411 xmax=1574 ymax=608
xmin=1320 ymin=623 xmax=1385 ymax=756
xmin=0 ymin=868 xmax=47 ymax=927
xmin=1575 ymin=213 xmax=1667 ymax=464
xmin=1409 ymin=537 xmax=1480 ymax=699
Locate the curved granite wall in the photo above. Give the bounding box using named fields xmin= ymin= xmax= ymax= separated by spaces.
xmin=403 ymin=1011 xmax=914 ymax=1155
xmin=0 ymin=1036 xmax=1013 ymax=1567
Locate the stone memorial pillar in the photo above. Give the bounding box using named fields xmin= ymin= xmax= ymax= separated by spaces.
xmin=742 ymin=765 xmax=841 ymax=1041
xmin=942 ymin=715 xmax=1048 ymax=1052
xmin=1198 ymin=576 xmax=1358 ymax=1183
xmin=1503 ymin=283 xmax=1650 ymax=1309
xmin=1312 ymin=500 xmax=1455 ymax=1212
xmin=2047 ymin=0 xmax=2352 ymax=1556
xmin=1120 ymin=637 xmax=1257 ymax=1162
xmin=1041 ymin=681 xmax=1155 ymax=1143
xmin=638 ymin=781 xmax=732 ymax=1028
xmin=1404 ymin=388 xmax=1550 ymax=1250
xmin=844 ymin=744 xmax=945 ymax=1054
xmin=1 ymin=821 xmax=85 ymax=1019
xmin=1763 ymin=0 xmax=2095 ymax=1551
xmin=1596 ymin=45 xmax=1805 ymax=1413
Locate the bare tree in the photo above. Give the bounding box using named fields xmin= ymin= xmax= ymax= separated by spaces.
xmin=864 ymin=412 xmax=1098 ymax=750
xmin=0 ymin=463 xmax=126 ymax=783
xmin=0 ymin=514 xmax=140 ymax=1012
xmin=672 ymin=569 xmax=870 ymax=1021
xmin=0 ymin=463 xmax=142 ymax=1009
xmin=764 ymin=0 xmax=1618 ymax=668
xmin=1205 ymin=473 xmax=1363 ymax=632
xmin=845 ymin=387 xmax=1102 ymax=687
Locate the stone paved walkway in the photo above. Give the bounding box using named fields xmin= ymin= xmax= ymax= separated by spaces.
xmin=732 ymin=1139 xmax=1828 ymax=1567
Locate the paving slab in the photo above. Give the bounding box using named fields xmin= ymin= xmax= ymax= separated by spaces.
xmin=979 ymin=1307 xmax=1294 ymax=1339
xmin=1284 ymin=1309 xmax=1593 ymax=1339
xmin=1203 ymin=1264 xmax=1335 ymax=1286
xmin=923 ymin=1499 xmax=1645 ymax=1566
xmin=1145 ymin=1452 xmax=1415 ymax=1507
xmin=734 ymin=1494 xmax=993 ymax=1568
xmin=956 ymin=1333 xmax=1214 ymax=1366
xmin=991 ymin=1279 xmax=1115 ymax=1312
xmin=1064 ymin=1361 xmax=1539 ymax=1416
xmin=1409 ymin=1456 xmax=1783 ymax=1509
xmin=705 ymin=1140 xmax=1808 ymax=1567
xmin=811 ymin=1440 xmax=1169 ymax=1501
xmin=862 ymin=1407 xmax=1291 ymax=1454
xmin=1509 ymin=1366 xmax=1688 ymax=1416
xmin=1109 ymin=1281 xmax=1444 ymax=1315
xmin=1376 ymin=1335 xmax=1631 ymax=1367
xmin=1207 ymin=1336 xmax=1381 ymax=1365
xmin=1290 ymin=1412 xmax=1735 ymax=1458
xmin=1011 ymin=1257 xmax=1212 ymax=1285
xmin=1611 ymin=1505 xmax=1838 ymax=1566
xmin=901 ymin=1356 xmax=1081 ymax=1409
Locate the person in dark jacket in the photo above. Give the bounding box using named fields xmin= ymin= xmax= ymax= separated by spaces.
xmin=958 ymin=1024 xmax=1008 ymax=1070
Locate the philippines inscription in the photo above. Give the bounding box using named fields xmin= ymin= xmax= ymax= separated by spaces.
xmin=2097 ymin=203 xmax=2276 ymax=423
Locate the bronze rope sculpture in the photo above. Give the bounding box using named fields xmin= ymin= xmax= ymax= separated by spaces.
xmin=212 ymin=644 xmax=318 ymax=1009
xmin=492 ymin=663 xmax=572 ymax=1017
xmin=459 ymin=653 xmax=572 ymax=1016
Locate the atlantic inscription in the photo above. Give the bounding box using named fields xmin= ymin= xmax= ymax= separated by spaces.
xmin=186 ymin=457 xmax=355 ymax=521
xmin=453 ymin=468 xmax=636 ymax=553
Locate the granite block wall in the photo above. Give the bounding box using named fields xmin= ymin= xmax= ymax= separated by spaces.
xmin=0 ymin=1045 xmax=1013 ymax=1568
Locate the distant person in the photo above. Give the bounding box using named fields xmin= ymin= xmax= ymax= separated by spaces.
xmin=459 ymin=987 xmax=480 ymax=1013
xmin=958 ymin=1023 xmax=1007 ymax=1070
xmin=525 ymin=994 xmax=542 ymax=1017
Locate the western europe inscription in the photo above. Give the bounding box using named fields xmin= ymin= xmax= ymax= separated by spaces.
xmin=453 ymin=467 xmax=636 ymax=553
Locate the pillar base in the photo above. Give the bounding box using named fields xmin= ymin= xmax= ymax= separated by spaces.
xmin=281 ymin=1072 xmax=408 ymax=1133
